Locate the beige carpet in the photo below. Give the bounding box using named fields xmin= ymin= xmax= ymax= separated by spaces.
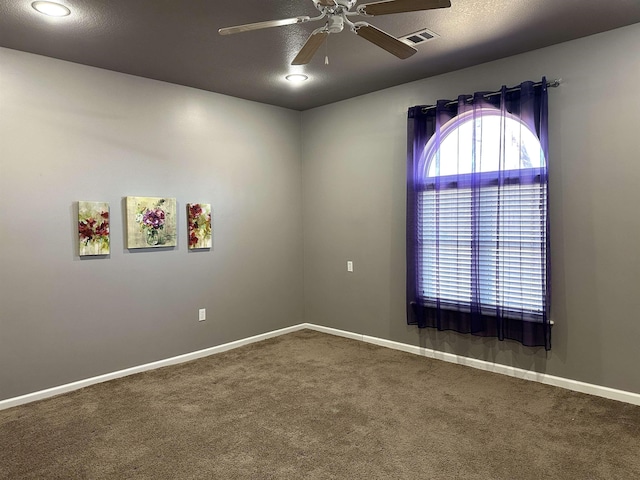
xmin=1 ymin=329 xmax=639 ymax=479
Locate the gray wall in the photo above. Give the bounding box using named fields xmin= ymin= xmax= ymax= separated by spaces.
xmin=0 ymin=48 xmax=304 ymax=401
xmin=2 ymin=23 xmax=640 ymax=402
xmin=302 ymin=23 xmax=640 ymax=394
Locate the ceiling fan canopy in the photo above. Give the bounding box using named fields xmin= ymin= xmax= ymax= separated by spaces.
xmin=219 ymin=0 xmax=451 ymax=65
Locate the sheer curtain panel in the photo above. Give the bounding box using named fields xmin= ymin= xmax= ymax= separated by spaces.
xmin=406 ymin=79 xmax=551 ymax=350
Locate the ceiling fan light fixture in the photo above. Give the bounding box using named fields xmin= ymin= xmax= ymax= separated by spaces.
xmin=31 ymin=1 xmax=71 ymax=17
xmin=285 ymin=74 xmax=309 ymax=84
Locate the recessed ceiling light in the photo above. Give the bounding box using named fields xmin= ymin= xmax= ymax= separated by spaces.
xmin=31 ymin=1 xmax=71 ymax=17
xmin=285 ymin=74 xmax=308 ymax=84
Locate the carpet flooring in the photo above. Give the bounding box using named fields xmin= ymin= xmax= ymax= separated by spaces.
xmin=1 ymin=329 xmax=639 ymax=479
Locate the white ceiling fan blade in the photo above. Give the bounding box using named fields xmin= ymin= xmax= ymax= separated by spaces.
xmin=354 ymin=23 xmax=417 ymax=59
xmin=292 ymin=31 xmax=329 ymax=65
xmin=219 ymin=16 xmax=311 ymax=35
xmin=359 ymin=0 xmax=451 ymax=16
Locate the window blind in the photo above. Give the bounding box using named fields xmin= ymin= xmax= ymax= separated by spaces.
xmin=418 ymin=181 xmax=547 ymax=320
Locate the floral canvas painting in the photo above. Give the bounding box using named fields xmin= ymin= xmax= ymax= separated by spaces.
xmin=78 ymin=201 xmax=110 ymax=256
xmin=126 ymin=197 xmax=177 ymax=248
xmin=187 ymin=203 xmax=212 ymax=249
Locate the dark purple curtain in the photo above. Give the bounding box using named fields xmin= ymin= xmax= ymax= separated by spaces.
xmin=406 ymin=79 xmax=551 ymax=350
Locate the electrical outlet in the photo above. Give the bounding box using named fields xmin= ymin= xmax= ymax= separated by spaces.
xmin=198 ymin=308 xmax=206 ymax=322
xmin=347 ymin=261 xmax=354 ymax=272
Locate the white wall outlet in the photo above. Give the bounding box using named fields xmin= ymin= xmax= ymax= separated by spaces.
xmin=198 ymin=308 xmax=206 ymax=322
xmin=347 ymin=261 xmax=354 ymax=272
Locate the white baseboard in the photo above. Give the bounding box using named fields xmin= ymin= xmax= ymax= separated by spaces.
xmin=301 ymin=324 xmax=640 ymax=406
xmin=2 ymin=322 xmax=639 ymax=410
xmin=0 ymin=324 xmax=307 ymax=411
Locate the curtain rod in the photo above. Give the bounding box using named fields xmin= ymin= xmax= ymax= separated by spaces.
xmin=420 ymin=78 xmax=561 ymax=113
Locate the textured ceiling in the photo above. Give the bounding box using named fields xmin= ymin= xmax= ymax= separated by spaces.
xmin=1 ymin=0 xmax=640 ymax=111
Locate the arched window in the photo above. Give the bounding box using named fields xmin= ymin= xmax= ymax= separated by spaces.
xmin=407 ymin=80 xmax=551 ymax=349
xmin=419 ymin=108 xmax=546 ymax=318
xmin=424 ymin=109 xmax=545 ymax=178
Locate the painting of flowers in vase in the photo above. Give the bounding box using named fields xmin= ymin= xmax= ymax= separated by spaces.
xmin=78 ymin=201 xmax=110 ymax=256
xmin=126 ymin=196 xmax=177 ymax=248
xmin=187 ymin=203 xmax=212 ymax=249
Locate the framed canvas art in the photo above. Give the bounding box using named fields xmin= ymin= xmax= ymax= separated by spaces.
xmin=78 ymin=201 xmax=110 ymax=256
xmin=187 ymin=203 xmax=212 ymax=249
xmin=126 ymin=197 xmax=177 ymax=248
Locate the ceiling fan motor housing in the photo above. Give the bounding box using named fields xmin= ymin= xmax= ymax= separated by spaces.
xmin=326 ymin=15 xmax=345 ymax=33
xmin=336 ymin=0 xmax=357 ymax=8
xmin=313 ymin=0 xmax=357 ymax=12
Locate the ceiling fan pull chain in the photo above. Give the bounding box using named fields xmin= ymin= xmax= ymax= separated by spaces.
xmin=325 ymin=35 xmax=330 ymax=65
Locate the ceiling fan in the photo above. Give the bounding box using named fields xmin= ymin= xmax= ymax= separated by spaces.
xmin=219 ymin=0 xmax=451 ymax=65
